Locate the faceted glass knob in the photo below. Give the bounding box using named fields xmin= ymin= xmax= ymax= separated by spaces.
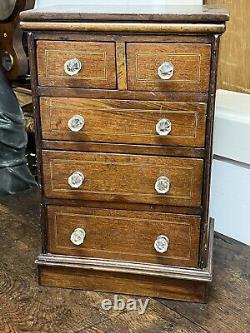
xmin=64 ymin=58 xmax=82 ymax=76
xmin=155 ymin=176 xmax=170 ymax=194
xmin=158 ymin=62 xmax=174 ymax=80
xmin=156 ymin=118 xmax=171 ymax=136
xmin=68 ymin=171 xmax=84 ymax=189
xmin=70 ymin=228 xmax=86 ymax=246
xmin=68 ymin=115 xmax=85 ymax=132
xmin=154 ymin=235 xmax=170 ymax=253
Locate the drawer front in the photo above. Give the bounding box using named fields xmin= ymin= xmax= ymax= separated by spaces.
xmin=47 ymin=206 xmax=201 ymax=267
xmin=37 ymin=41 xmax=116 ymax=89
xmin=43 ymin=151 xmax=203 ymax=207
xmin=127 ymin=43 xmax=211 ymax=92
xmin=40 ymin=97 xmax=207 ymax=147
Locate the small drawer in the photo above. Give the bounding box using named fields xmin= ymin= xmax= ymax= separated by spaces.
xmin=47 ymin=206 xmax=201 ymax=268
xmin=37 ymin=41 xmax=116 ymax=89
xmin=43 ymin=151 xmax=203 ymax=207
xmin=127 ymin=43 xmax=211 ymax=92
xmin=40 ymin=97 xmax=207 ymax=147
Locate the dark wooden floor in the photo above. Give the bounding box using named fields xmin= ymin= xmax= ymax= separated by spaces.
xmin=0 ymin=189 xmax=249 ymax=333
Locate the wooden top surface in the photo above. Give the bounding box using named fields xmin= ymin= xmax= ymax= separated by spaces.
xmin=20 ymin=3 xmax=229 ymax=23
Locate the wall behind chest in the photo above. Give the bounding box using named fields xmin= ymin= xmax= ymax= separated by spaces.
xmin=205 ymin=0 xmax=250 ymax=94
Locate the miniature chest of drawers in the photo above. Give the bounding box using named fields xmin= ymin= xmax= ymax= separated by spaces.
xmin=21 ymin=3 xmax=229 ymax=302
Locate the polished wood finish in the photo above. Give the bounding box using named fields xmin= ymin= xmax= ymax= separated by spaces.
xmin=21 ymin=4 xmax=228 ymax=301
xmin=116 ymin=42 xmax=127 ymax=91
xmin=40 ymin=97 xmax=207 ymax=147
xmin=20 ymin=5 xmax=228 ymax=34
xmin=20 ymin=4 xmax=229 ymax=23
xmin=37 ymin=40 xmax=117 ymax=89
xmin=43 ymin=197 xmax=202 ymax=216
xmin=38 ymin=218 xmax=214 ymax=282
xmin=38 ymin=86 xmax=209 ymax=102
xmin=0 ymin=190 xmax=248 ymax=331
xmin=34 ymin=33 xmax=214 ymax=44
xmin=127 ymin=43 xmax=211 ymax=92
xmin=42 ymin=141 xmax=206 ymax=159
xmin=20 ymin=21 xmax=226 ymax=34
xmin=47 ymin=206 xmax=201 ymax=267
xmin=43 ymin=150 xmax=203 ymax=207
xmin=39 ymin=266 xmax=207 ymax=302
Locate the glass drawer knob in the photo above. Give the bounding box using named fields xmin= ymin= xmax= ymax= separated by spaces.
xmin=68 ymin=171 xmax=84 ymax=189
xmin=154 ymin=235 xmax=170 ymax=253
xmin=158 ymin=62 xmax=174 ymax=80
xmin=70 ymin=228 xmax=86 ymax=246
xmin=68 ymin=115 xmax=85 ymax=132
xmin=64 ymin=58 xmax=82 ymax=76
xmin=156 ymin=118 xmax=171 ymax=136
xmin=155 ymin=176 xmax=170 ymax=194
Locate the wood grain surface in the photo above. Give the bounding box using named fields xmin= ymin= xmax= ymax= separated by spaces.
xmin=23 ymin=6 xmax=229 ymax=303
xmin=205 ymin=0 xmax=250 ymax=93
xmin=127 ymin=43 xmax=211 ymax=92
xmin=21 ymin=21 xmax=226 ymax=34
xmin=37 ymin=40 xmax=117 ymax=89
xmin=47 ymin=205 xmax=201 ymax=267
xmin=20 ymin=4 xmax=229 ymax=23
xmin=40 ymin=266 xmax=207 ymax=303
xmin=42 ymin=150 xmax=204 ymax=207
xmin=116 ymin=42 xmax=127 ymax=91
xmin=0 ymin=190 xmax=248 ymax=332
xmin=40 ymin=97 xmax=207 ymax=147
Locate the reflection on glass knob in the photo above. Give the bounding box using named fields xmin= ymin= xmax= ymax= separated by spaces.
xmin=156 ymin=118 xmax=171 ymax=136
xmin=154 ymin=235 xmax=170 ymax=253
xmin=155 ymin=176 xmax=170 ymax=194
xmin=70 ymin=228 xmax=86 ymax=246
xmin=68 ymin=171 xmax=84 ymax=189
xmin=158 ymin=62 xmax=174 ymax=80
xmin=68 ymin=115 xmax=85 ymax=132
xmin=2 ymin=51 xmax=14 ymax=72
xmin=64 ymin=58 xmax=82 ymax=76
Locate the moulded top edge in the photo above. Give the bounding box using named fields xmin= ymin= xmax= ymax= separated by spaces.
xmin=20 ymin=4 xmax=229 ymax=23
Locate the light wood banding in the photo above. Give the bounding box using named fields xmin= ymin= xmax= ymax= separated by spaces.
xmin=40 ymin=97 xmax=207 ymax=147
xmin=127 ymin=43 xmax=211 ymax=92
xmin=37 ymin=40 xmax=117 ymax=89
xmin=47 ymin=206 xmax=201 ymax=267
xmin=43 ymin=150 xmax=203 ymax=207
xmin=116 ymin=42 xmax=127 ymax=90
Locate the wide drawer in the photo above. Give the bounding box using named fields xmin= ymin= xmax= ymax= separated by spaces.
xmin=47 ymin=206 xmax=201 ymax=267
xmin=40 ymin=97 xmax=207 ymax=147
xmin=43 ymin=151 xmax=203 ymax=207
xmin=127 ymin=43 xmax=211 ymax=92
xmin=37 ymin=41 xmax=116 ymax=89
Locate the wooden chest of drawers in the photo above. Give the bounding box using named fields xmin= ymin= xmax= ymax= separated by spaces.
xmin=21 ymin=4 xmax=229 ymax=302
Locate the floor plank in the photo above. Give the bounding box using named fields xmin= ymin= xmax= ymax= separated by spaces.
xmin=84 ymin=300 xmax=208 ymax=333
xmin=0 ymin=189 xmax=249 ymax=333
xmin=161 ymin=235 xmax=250 ymax=333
